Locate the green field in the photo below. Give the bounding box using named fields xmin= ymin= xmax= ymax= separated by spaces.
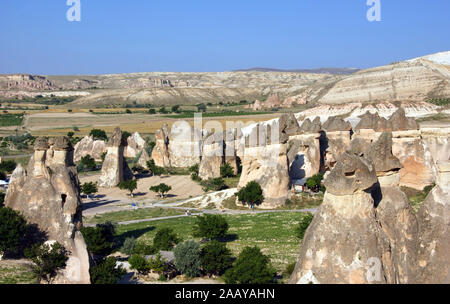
xmin=83 ymin=207 xmax=194 ymax=225
xmin=0 ymin=114 xmax=24 ymax=127
xmin=114 ymin=211 xmax=310 ymax=277
xmin=0 ymin=263 xmax=36 ymax=284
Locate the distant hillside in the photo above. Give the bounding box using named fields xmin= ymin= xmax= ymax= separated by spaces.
xmin=233 ymin=67 xmax=360 ymax=75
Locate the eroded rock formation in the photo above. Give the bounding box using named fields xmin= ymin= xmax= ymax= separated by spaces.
xmin=5 ymin=137 xmax=90 ymax=284
xmin=151 ymin=124 xmax=171 ymax=167
xmin=73 ymin=136 xmax=107 ymax=162
xmin=98 ymin=127 xmax=134 ymax=188
xmin=198 ymin=132 xmax=224 ymax=180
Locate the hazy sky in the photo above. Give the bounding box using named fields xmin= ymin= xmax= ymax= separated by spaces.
xmin=1 ymin=0 xmax=449 ymax=75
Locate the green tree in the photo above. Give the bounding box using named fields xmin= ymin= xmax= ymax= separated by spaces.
xmin=220 ymin=162 xmax=235 ymax=178
xmin=295 ymin=213 xmax=314 ymax=240
xmin=81 ymin=182 xmax=98 ymax=199
xmin=148 ymin=108 xmax=156 ymax=114
xmin=24 ymin=242 xmax=68 ymax=283
xmin=153 ymin=228 xmax=180 ymax=251
xmin=0 ymin=160 xmax=17 ymax=173
xmin=89 ymin=129 xmax=108 ymax=141
xmin=0 ymin=207 xmax=27 ymax=257
xmin=236 ymin=181 xmax=264 ymax=207
xmin=80 ymin=222 xmax=115 ymax=256
xmin=147 ymin=159 xmax=166 ymax=176
xmin=67 ymin=131 xmax=75 ymax=138
xmin=150 ymin=183 xmax=172 ymax=199
xmin=193 ymin=214 xmax=229 ymax=240
xmin=171 ymin=105 xmax=181 ymax=113
xmin=305 ymin=173 xmax=324 ymax=192
xmin=0 ymin=192 xmax=5 ymax=208
xmin=0 ymin=171 xmax=6 ymax=181
xmin=118 ymin=179 xmax=138 ymax=197
xmin=174 ymin=240 xmax=202 ymax=278
xmin=78 ymin=155 xmax=97 ymax=172
xmin=148 ymin=253 xmax=168 ymax=274
xmin=100 ymin=152 xmax=107 ymax=162
xmin=120 ymin=237 xmax=137 ymax=255
xmin=201 ymin=241 xmax=233 ymax=276
xmin=200 ymin=177 xmax=227 ymax=192
xmin=128 ymin=254 xmax=149 ymax=274
xmin=90 ymin=257 xmax=126 ymax=284
xmin=125 ymin=109 xmax=132 ymax=114
xmin=158 ymin=106 xmax=168 ymax=114
xmin=224 ymin=246 xmax=276 ymax=284
xmin=197 ymin=103 xmax=207 ymax=112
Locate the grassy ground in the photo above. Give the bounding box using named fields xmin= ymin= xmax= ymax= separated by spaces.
xmin=114 ymin=212 xmax=309 ymax=279
xmin=401 ymin=185 xmax=434 ymax=212
xmin=0 ymin=262 xmax=36 ymax=284
xmin=0 ymin=114 xmax=24 ymax=127
xmin=83 ymin=207 xmax=192 ymax=225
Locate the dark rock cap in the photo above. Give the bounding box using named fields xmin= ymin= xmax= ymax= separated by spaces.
xmin=366 ymin=132 xmax=402 ymax=173
xmin=388 ymin=108 xmax=419 ymax=131
xmin=324 ymin=152 xmax=378 ymax=195
xmin=300 ymin=117 xmax=322 ymax=133
xmin=34 ymin=137 xmax=49 ymax=150
xmin=53 ymin=136 xmax=73 ymax=150
xmin=108 ymin=127 xmax=126 ymax=147
xmin=322 ymin=116 xmax=352 ymax=132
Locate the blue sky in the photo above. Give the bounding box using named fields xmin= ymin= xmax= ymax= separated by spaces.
xmin=1 ymin=0 xmax=449 ymax=75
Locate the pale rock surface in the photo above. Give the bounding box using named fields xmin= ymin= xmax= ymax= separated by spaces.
xmin=73 ymin=136 xmax=107 ymax=162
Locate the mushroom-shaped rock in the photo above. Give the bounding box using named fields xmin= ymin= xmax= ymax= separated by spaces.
xmin=322 ymin=116 xmax=352 ymax=132
xmin=324 ymin=152 xmax=377 ymax=196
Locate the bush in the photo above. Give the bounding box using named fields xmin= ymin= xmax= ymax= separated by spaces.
xmin=135 ymin=242 xmax=156 ymax=255
xmin=0 ymin=192 xmax=4 ymax=208
xmin=201 ymin=241 xmax=233 ymax=276
xmin=153 ymin=228 xmax=180 ymax=251
xmin=148 ymin=254 xmax=168 ymax=274
xmin=147 ymin=159 xmax=167 ymax=176
xmin=224 ymin=246 xmax=276 ymax=284
xmin=121 ymin=237 xmax=137 ymax=255
xmin=284 ymin=262 xmax=296 ymax=278
xmin=306 ymin=173 xmax=324 ymax=192
xmin=101 ymin=152 xmax=107 ymax=162
xmin=200 ymin=177 xmax=228 ymax=192
xmin=78 ymin=155 xmax=97 ymax=172
xmin=0 ymin=207 xmax=28 ymax=257
xmin=0 ymin=171 xmax=6 ymax=181
xmin=174 ymin=240 xmax=202 ymax=278
xmin=150 ymin=183 xmax=172 ymax=199
xmin=220 ymin=163 xmax=235 ymax=178
xmin=90 ymin=257 xmax=126 ymax=284
xmin=0 ymin=160 xmax=17 ymax=173
xmin=89 ymin=129 xmax=108 ymax=141
xmin=148 ymin=109 xmax=156 ymax=114
xmin=236 ymin=181 xmax=264 ymax=206
xmin=193 ymin=214 xmax=229 ymax=240
xmin=128 ymin=254 xmax=149 ymax=274
xmin=118 ymin=179 xmax=138 ymax=196
xmin=80 ymin=222 xmax=116 ymax=256
xmin=24 ymin=242 xmax=68 ymax=283
xmin=295 ymin=213 xmax=314 ymax=240
xmin=81 ymin=182 xmax=98 ymax=197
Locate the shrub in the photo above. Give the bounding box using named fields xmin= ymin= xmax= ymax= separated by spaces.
xmin=224 ymin=246 xmax=276 ymax=284
xmin=200 ymin=177 xmax=228 ymax=192
xmin=125 ymin=109 xmax=132 ymax=114
xmin=128 ymin=254 xmax=149 ymax=274
xmin=148 ymin=254 xmax=168 ymax=274
xmin=0 ymin=207 xmax=28 ymax=257
xmin=193 ymin=214 xmax=229 ymax=240
xmin=78 ymin=155 xmax=97 ymax=172
xmin=236 ymin=181 xmax=264 ymax=206
xmin=220 ymin=163 xmax=235 ymax=178
xmin=284 ymin=262 xmax=296 ymax=278
xmin=135 ymin=242 xmax=156 ymax=255
xmin=150 ymin=183 xmax=172 ymax=199
xmin=118 ymin=179 xmax=138 ymax=197
xmin=201 ymin=241 xmax=233 ymax=276
xmin=0 ymin=171 xmax=6 ymax=181
xmin=189 ymin=164 xmax=199 ymax=174
xmin=148 ymin=108 xmax=156 ymax=114
xmin=0 ymin=160 xmax=17 ymax=173
xmin=89 ymin=129 xmax=108 ymax=141
xmin=153 ymin=228 xmax=180 ymax=251
xmin=90 ymin=257 xmax=126 ymax=284
xmin=147 ymin=159 xmax=167 ymax=176
xmin=295 ymin=213 xmax=314 ymax=240
xmin=174 ymin=240 xmax=202 ymax=278
xmin=121 ymin=237 xmax=137 ymax=255
xmin=24 ymin=242 xmax=68 ymax=283
xmin=306 ymin=173 xmax=324 ymax=192
xmin=0 ymin=192 xmax=4 ymax=208
xmin=197 ymin=103 xmax=207 ymax=112
xmin=81 ymin=182 xmax=98 ymax=198
xmin=101 ymin=152 xmax=107 ymax=162
xmin=67 ymin=131 xmax=75 ymax=138
xmin=80 ymin=222 xmax=116 ymax=256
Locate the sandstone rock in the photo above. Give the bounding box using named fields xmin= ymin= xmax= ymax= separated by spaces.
xmin=98 ymin=127 xmax=134 ymax=188
xmin=168 ymin=122 xmax=202 ymax=168
xmin=416 ymin=179 xmax=450 ymax=283
xmin=5 ymin=137 xmax=90 ymax=284
xmin=198 ymin=132 xmax=224 ymax=180
xmin=388 ymin=107 xmax=419 ymax=131
xmin=366 ymin=132 xmax=402 ymax=174
xmin=299 ymin=117 xmax=321 ymax=133
xmin=151 ymin=124 xmax=171 ymax=167
xmin=73 ymin=136 xmax=107 ymax=162
xmin=224 ymin=129 xmax=239 ymax=175
xmin=324 ymin=152 xmax=377 ymax=196
xmin=287 ymin=134 xmax=321 ymax=180
xmin=322 ymin=116 xmax=352 ymax=132
xmin=124 ymin=132 xmax=146 ymax=158
xmin=137 ymin=149 xmax=150 ymax=169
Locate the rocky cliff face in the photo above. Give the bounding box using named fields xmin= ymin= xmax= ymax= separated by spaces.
xmin=151 ymin=124 xmax=171 ymax=167
xmin=98 ymin=127 xmax=134 ymax=188
xmin=198 ymin=132 xmax=224 ymax=180
xmin=5 ymin=137 xmax=90 ymax=284
xmin=73 ymin=136 xmax=107 ymax=162
xmin=124 ymin=132 xmax=146 ymax=158
xmin=168 ymin=122 xmax=202 ymax=168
